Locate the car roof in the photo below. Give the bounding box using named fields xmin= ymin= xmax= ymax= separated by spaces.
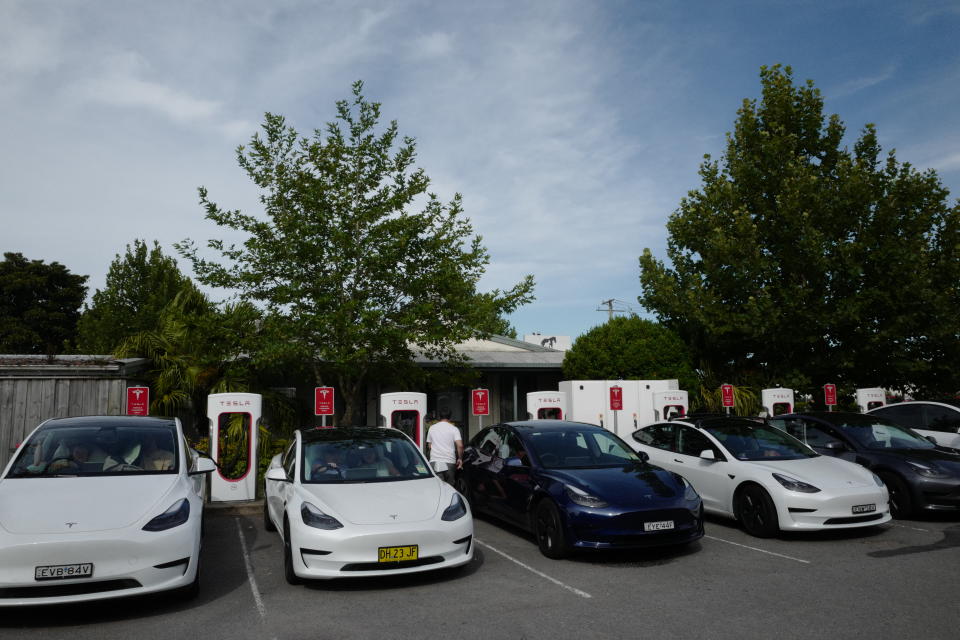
xmin=39 ymin=415 xmax=177 ymax=429
xmin=502 ymin=420 xmax=608 ymax=432
xmin=772 ymin=411 xmax=883 ymax=425
xmin=300 ymin=426 xmax=407 ymax=443
xmin=669 ymin=416 xmax=766 ymax=429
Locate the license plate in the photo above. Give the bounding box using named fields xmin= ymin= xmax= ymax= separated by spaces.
xmin=852 ymin=504 xmax=876 ymax=514
xmin=378 ymin=545 xmax=419 ymax=562
xmin=643 ymin=520 xmax=675 ymax=532
xmin=35 ymin=563 xmax=94 ymax=581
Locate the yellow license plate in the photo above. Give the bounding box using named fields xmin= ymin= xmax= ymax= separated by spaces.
xmin=378 ymin=545 xmax=418 ymax=562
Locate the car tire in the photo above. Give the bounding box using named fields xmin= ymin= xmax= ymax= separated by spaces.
xmin=534 ymin=500 xmax=569 ymax=559
xmin=879 ymin=472 xmax=914 ymax=519
xmin=264 ymin=500 xmax=276 ymax=532
xmin=735 ymin=484 xmax=779 ymax=538
xmin=283 ymin=520 xmax=302 ymax=585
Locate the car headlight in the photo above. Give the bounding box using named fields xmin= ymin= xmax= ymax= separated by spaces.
xmin=906 ymin=460 xmax=950 ymax=479
xmin=564 ymin=484 xmax=609 ymax=508
xmin=871 ymin=472 xmax=885 ymax=487
xmin=142 ymin=498 xmax=190 ymax=531
xmin=441 ymin=494 xmax=468 ymax=521
xmin=772 ymin=473 xmax=821 ymax=493
xmin=301 ymin=502 xmax=344 ymax=530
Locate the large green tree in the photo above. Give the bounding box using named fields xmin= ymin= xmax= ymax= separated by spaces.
xmin=177 ymin=82 xmax=535 ymax=423
xmin=639 ymin=65 xmax=960 ymax=396
xmin=77 ymin=239 xmax=191 ymax=354
xmin=0 ymin=252 xmax=88 ymax=354
xmin=562 ymin=316 xmax=698 ymax=392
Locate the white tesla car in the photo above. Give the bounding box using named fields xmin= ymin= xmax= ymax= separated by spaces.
xmin=0 ymin=415 xmax=216 ymax=606
xmin=630 ymin=417 xmax=891 ymax=537
xmin=264 ymin=427 xmax=473 ymax=582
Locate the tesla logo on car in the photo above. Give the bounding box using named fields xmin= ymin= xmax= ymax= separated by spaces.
xmin=389 ymin=514 xmax=398 ymax=520
xmin=65 ymin=522 xmax=77 ymax=528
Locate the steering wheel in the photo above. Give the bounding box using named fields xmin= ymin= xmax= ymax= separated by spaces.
xmin=539 ymin=452 xmax=560 ymax=466
xmin=103 ymin=462 xmax=142 ymax=472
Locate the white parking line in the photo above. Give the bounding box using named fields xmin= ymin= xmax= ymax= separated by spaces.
xmin=236 ymin=518 xmax=268 ymax=619
xmin=475 ymin=539 xmax=592 ymax=599
xmin=890 ymin=523 xmax=930 ymax=533
xmin=705 ymin=535 xmax=811 ymax=564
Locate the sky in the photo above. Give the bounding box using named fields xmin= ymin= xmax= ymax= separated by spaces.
xmin=3 ymin=0 xmax=959 ymax=342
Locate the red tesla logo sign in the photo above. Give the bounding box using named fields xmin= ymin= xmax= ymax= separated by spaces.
xmin=609 ymin=385 xmax=623 ymax=411
xmin=721 ymin=384 xmax=735 ymax=408
xmin=472 ymin=389 xmax=489 ymax=416
xmin=824 ymin=384 xmax=837 ymax=406
xmin=127 ymin=387 xmax=149 ymax=416
xmin=314 ymin=387 xmax=335 ymax=416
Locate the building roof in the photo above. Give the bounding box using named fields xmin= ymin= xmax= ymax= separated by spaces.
xmin=414 ymin=335 xmax=565 ymax=370
xmin=0 ymin=355 xmax=151 ymax=379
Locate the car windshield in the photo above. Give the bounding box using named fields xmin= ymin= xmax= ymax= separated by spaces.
xmin=6 ymin=423 xmax=179 ymax=478
xmin=302 ymin=435 xmax=432 ymax=483
xmin=827 ymin=415 xmax=936 ymax=450
xmin=703 ymin=422 xmax=817 ymax=461
xmin=526 ymin=428 xmax=642 ymax=469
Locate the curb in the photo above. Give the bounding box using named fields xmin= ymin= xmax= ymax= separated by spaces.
xmin=205 ymin=498 xmax=264 ymax=517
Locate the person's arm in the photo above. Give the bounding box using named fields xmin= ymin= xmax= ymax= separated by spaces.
xmin=455 ymin=439 xmax=464 ymax=469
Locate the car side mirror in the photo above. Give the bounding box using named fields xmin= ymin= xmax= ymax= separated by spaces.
xmin=823 ymin=441 xmax=847 ymax=452
xmin=926 ymin=435 xmax=939 ymax=445
xmin=504 ymin=456 xmax=527 ymax=468
xmin=636 ymin=450 xmax=649 ymax=462
xmin=265 ymin=467 xmax=291 ymax=482
xmin=699 ymin=449 xmax=717 ymax=461
xmin=189 ymin=457 xmax=217 ymax=475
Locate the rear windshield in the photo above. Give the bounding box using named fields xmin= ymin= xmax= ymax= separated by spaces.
xmin=6 ymin=423 xmax=179 ymax=478
xmin=302 ymin=436 xmax=432 ymax=483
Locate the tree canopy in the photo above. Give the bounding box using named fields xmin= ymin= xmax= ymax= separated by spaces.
xmin=639 ymin=65 xmax=960 ymax=397
xmin=177 ymin=81 xmax=535 ymax=422
xmin=0 ymin=252 xmax=87 ymax=354
xmin=562 ymin=316 xmax=698 ymax=392
xmin=77 ymin=239 xmax=191 ymax=354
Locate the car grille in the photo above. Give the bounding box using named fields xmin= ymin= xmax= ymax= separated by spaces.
xmin=0 ymin=579 xmax=142 ymax=599
xmin=340 ymin=557 xmax=445 ymax=572
xmin=822 ymin=514 xmax=885 ymax=525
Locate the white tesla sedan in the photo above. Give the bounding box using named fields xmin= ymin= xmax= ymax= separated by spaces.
xmin=630 ymin=417 xmax=891 ymax=537
xmin=264 ymin=427 xmax=473 ymax=582
xmin=0 ymin=415 xmax=216 ymax=606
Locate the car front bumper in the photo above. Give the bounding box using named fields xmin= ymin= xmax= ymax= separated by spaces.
xmin=776 ymin=485 xmax=891 ymax=530
xmin=565 ymin=505 xmax=705 ymax=549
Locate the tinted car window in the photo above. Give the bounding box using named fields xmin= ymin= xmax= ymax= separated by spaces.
xmin=923 ymin=405 xmax=960 ymax=433
xmin=872 ymin=404 xmax=921 ymax=427
xmin=703 ymin=422 xmax=817 ymax=461
xmin=773 ymin=419 xmax=844 ymax=449
xmin=633 ymin=423 xmax=676 ymax=451
xmin=473 ymin=428 xmax=502 ymax=457
xmin=527 ymin=428 xmax=642 ymax=469
xmin=677 ymin=426 xmax=715 ymax=457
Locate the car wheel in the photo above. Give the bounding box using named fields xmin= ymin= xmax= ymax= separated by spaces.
xmin=283 ymin=520 xmax=302 ymax=585
xmin=264 ymin=500 xmax=276 ymax=532
xmin=534 ymin=500 xmax=568 ymax=559
xmin=735 ymin=484 xmax=779 ymax=538
xmin=879 ymin=472 xmax=914 ymax=519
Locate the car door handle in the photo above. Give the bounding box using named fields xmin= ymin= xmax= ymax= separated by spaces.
xmin=673 ymin=458 xmax=684 ymax=463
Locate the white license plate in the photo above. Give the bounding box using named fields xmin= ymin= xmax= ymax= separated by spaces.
xmin=643 ymin=520 xmax=675 ymax=532
xmin=852 ymin=504 xmax=876 ymax=514
xmin=35 ymin=563 xmax=94 ymax=581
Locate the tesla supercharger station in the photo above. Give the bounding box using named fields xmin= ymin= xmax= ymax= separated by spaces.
xmin=653 ymin=389 xmax=689 ymax=422
xmin=526 ymin=391 xmax=567 ymax=419
xmin=761 ymin=388 xmax=795 ymax=416
xmin=208 ymin=392 xmax=262 ymax=503
xmin=380 ymin=392 xmax=427 ymax=449
xmin=856 ymin=388 xmax=886 ymax=412
xmin=557 ymin=380 xmax=681 ymax=438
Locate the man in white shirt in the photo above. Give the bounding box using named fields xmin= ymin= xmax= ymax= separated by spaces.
xmin=426 ymin=409 xmax=463 ymax=485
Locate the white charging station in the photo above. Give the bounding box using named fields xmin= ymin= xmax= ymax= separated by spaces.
xmin=761 ymin=388 xmax=795 ymax=416
xmin=208 ymin=392 xmax=262 ymax=503
xmin=856 ymin=388 xmax=886 ymax=412
xmin=526 ymin=391 xmax=566 ymax=419
xmin=653 ymin=389 xmax=689 ymax=421
xmin=380 ymin=392 xmax=427 ymax=449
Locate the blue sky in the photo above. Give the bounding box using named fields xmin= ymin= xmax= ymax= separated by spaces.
xmin=2 ymin=1 xmax=959 ymax=341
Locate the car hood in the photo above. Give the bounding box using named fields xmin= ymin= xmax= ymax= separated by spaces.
xmin=744 ymin=456 xmax=875 ymax=489
xmin=882 ymin=448 xmax=960 ymax=474
xmin=542 ymin=464 xmax=686 ymax=508
xmin=0 ymin=476 xmax=177 ymax=534
xmin=302 ymin=478 xmax=444 ymax=525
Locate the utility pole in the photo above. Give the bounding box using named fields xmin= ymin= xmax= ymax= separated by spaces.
xmin=600 ymin=299 xmax=615 ymax=322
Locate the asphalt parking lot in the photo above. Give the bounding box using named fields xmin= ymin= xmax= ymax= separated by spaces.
xmin=3 ymin=504 xmax=959 ymax=640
